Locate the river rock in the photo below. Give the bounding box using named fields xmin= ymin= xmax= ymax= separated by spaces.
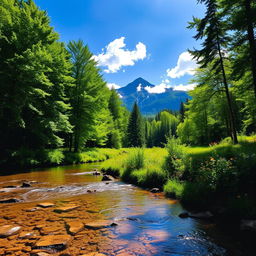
xmin=179 ymin=212 xmax=189 ymax=218
xmin=102 ymin=175 xmax=114 ymax=181
xmin=31 ymin=252 xmax=52 ymax=256
xmin=37 ymin=202 xmax=55 ymax=208
xmin=19 ymin=231 xmax=35 ymax=239
xmin=85 ymin=220 xmax=117 ymax=229
xmin=240 ymin=220 xmax=256 ymax=231
xmin=54 ymin=205 xmax=79 ymax=213
xmin=188 ymin=211 xmax=213 ymax=219
xmin=66 ymin=221 xmax=84 ymax=235
xmin=93 ymin=171 xmax=101 ymax=176
xmin=81 ymin=253 xmax=106 ymax=256
xmin=0 ymin=225 xmax=21 ymax=237
xmin=150 ymin=188 xmax=160 ymax=193
xmin=0 ymin=198 xmax=21 ymax=203
xmin=21 ymin=181 xmax=31 ymax=187
xmin=33 ymin=234 xmax=72 ymax=251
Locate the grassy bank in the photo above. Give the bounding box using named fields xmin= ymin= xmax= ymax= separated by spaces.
xmin=0 ymin=148 xmax=126 ymax=171
xmin=101 ymin=148 xmax=168 ymax=188
xmin=164 ymin=136 xmax=256 ymax=219
xmin=100 ymin=136 xmax=256 ymax=220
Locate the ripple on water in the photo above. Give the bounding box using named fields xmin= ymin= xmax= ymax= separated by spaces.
xmin=21 ymin=182 xmax=134 ymax=201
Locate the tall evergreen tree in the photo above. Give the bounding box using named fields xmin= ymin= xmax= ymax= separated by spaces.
xmin=127 ymin=102 xmax=145 ymax=147
xmin=179 ymin=102 xmax=185 ymax=123
xmin=188 ymin=0 xmax=238 ymax=144
xmin=220 ymin=0 xmax=256 ymax=98
xmin=67 ymin=40 xmax=108 ymax=152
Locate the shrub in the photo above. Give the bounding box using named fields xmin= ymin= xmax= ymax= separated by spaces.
xmin=132 ymin=167 xmax=168 ymax=188
xmin=164 ymin=179 xmax=184 ymax=199
xmin=46 ymin=150 xmax=64 ymax=165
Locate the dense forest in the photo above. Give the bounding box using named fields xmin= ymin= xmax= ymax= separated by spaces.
xmin=1 ymin=0 xmax=256 ymax=169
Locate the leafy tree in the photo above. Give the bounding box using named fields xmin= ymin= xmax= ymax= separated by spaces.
xmin=0 ymin=0 xmax=73 ymax=164
xmin=127 ymin=102 xmax=145 ymax=147
xmin=67 ymin=40 xmax=109 ymax=152
xmin=188 ymin=0 xmax=238 ymax=144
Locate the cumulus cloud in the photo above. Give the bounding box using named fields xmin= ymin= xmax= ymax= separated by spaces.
xmin=145 ymin=82 xmax=171 ymax=94
xmin=167 ymin=51 xmax=197 ymax=78
xmin=93 ymin=37 xmax=147 ymax=73
xmin=107 ymin=83 xmax=121 ymax=90
xmin=172 ymin=83 xmax=196 ymax=91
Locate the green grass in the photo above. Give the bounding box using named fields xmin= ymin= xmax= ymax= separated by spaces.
xmin=164 ymin=179 xmax=184 ymax=199
xmin=101 ymin=147 xmax=168 ymax=189
xmin=63 ymin=148 xmax=125 ymax=165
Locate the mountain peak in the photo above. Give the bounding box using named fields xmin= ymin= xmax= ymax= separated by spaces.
xmin=117 ymin=77 xmax=189 ymax=115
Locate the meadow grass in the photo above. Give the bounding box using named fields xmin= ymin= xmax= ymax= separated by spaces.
xmin=101 ymin=147 xmax=168 ymax=189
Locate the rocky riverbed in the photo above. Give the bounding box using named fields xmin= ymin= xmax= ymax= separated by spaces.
xmin=0 ymin=164 xmax=252 ymax=256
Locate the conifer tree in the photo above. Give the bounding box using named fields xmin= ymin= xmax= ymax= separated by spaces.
xmin=188 ymin=0 xmax=238 ymax=144
xmin=127 ymin=102 xmax=145 ymax=147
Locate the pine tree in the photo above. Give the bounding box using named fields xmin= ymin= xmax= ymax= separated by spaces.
xmin=179 ymin=102 xmax=185 ymax=123
xmin=127 ymin=102 xmax=145 ymax=147
xmin=188 ymin=0 xmax=238 ymax=144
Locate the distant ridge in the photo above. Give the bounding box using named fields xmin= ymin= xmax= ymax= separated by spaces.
xmin=117 ymin=77 xmax=189 ymax=115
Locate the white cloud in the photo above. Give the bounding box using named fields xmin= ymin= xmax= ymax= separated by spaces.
xmin=145 ymin=82 xmax=171 ymax=94
xmin=172 ymin=83 xmax=196 ymax=91
xmin=107 ymin=83 xmax=121 ymax=90
xmin=167 ymin=51 xmax=197 ymax=78
xmin=93 ymin=37 xmax=147 ymax=73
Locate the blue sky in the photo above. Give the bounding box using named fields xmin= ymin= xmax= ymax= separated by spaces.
xmin=35 ymin=0 xmax=205 ymax=91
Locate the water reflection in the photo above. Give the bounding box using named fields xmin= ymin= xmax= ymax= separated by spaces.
xmin=0 ymin=163 xmax=248 ymax=255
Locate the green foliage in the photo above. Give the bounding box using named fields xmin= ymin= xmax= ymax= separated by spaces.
xmin=145 ymin=111 xmax=179 ymax=147
xmin=67 ymin=40 xmax=110 ymax=152
xmin=127 ymin=102 xmax=145 ymax=147
xmin=164 ymin=180 xmax=184 ymax=199
xmin=0 ymin=0 xmax=73 ymax=165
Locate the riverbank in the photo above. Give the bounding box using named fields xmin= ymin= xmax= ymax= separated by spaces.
xmin=0 ymin=148 xmax=128 ymax=173
xmin=100 ymin=138 xmax=256 ymax=229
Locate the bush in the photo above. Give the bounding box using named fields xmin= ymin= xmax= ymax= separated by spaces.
xmin=46 ymin=150 xmax=64 ymax=165
xmin=122 ymin=148 xmax=145 ymax=181
xmin=164 ymin=179 xmax=184 ymax=199
xmin=132 ymin=167 xmax=168 ymax=188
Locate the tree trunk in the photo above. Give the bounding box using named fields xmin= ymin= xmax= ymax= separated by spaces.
xmin=244 ymin=0 xmax=256 ymax=98
xmin=69 ymin=134 xmax=73 ymax=152
xmin=217 ymin=41 xmax=238 ymax=144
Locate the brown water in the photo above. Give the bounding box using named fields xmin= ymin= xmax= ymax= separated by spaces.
xmin=0 ymin=163 xmax=252 ymax=255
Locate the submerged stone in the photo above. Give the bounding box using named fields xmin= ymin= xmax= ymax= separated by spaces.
xmin=102 ymin=175 xmax=114 ymax=181
xmin=37 ymin=202 xmax=55 ymax=208
xmin=179 ymin=212 xmax=189 ymax=218
xmin=65 ymin=221 xmax=84 ymax=235
xmin=188 ymin=211 xmax=213 ymax=219
xmin=85 ymin=220 xmax=117 ymax=229
xmin=54 ymin=205 xmax=79 ymax=213
xmin=33 ymin=234 xmax=72 ymax=251
xmin=0 ymin=225 xmax=21 ymax=237
xmin=0 ymin=198 xmax=21 ymax=203
xmin=150 ymin=188 xmax=160 ymax=193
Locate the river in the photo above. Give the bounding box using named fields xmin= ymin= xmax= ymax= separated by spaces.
xmin=0 ymin=163 xmax=253 ymax=255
